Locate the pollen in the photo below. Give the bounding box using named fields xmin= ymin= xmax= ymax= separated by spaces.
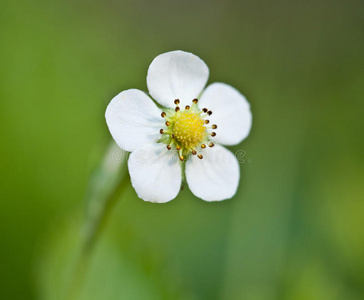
xmin=158 ymin=98 xmax=218 ymax=161
xmin=172 ymin=111 xmax=205 ymax=149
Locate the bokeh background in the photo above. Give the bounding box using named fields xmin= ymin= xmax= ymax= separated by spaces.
xmin=1 ymin=0 xmax=363 ymax=299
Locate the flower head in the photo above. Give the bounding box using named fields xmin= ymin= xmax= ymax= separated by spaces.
xmin=106 ymin=50 xmax=252 ymax=203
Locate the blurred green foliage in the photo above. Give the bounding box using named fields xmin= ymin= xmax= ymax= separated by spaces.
xmin=1 ymin=0 xmax=363 ymax=299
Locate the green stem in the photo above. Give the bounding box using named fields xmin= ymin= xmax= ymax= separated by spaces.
xmin=65 ymin=142 xmax=128 ymax=300
xmin=82 ymin=172 xmax=128 ymax=253
xmin=180 ymin=160 xmax=186 ymax=191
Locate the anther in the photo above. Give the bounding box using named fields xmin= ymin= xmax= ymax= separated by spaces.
xmin=179 ymin=155 xmax=184 ymax=161
xmin=209 ymin=142 xmax=215 ymax=147
xmin=165 ymin=121 xmax=170 ymax=126
xmin=166 ymin=145 xmax=171 ymax=150
xmin=207 ymin=110 xmax=213 ymax=115
xmin=204 ymin=120 xmax=210 ymax=124
xmin=161 ymin=112 xmax=166 ymax=118
xmin=174 ymin=99 xmax=180 ymax=105
xmin=202 ymin=108 xmax=208 ymax=113
xmin=192 ymin=150 xmax=197 ymax=155
xmin=192 ymin=98 xmax=198 ymax=104
xmin=198 ymin=154 xmax=203 ymax=159
xmin=201 ymin=144 xmax=206 ymax=149
xmin=160 ymin=129 xmax=164 ymax=134
xmin=176 ymin=145 xmax=181 ymax=150
xmin=175 ymin=106 xmax=180 ymax=112
xmin=185 ymin=105 xmax=190 ymax=110
xmin=211 ymin=132 xmax=216 ymax=137
xmin=212 ymin=124 xmax=217 ymax=129
xmin=171 ymin=134 xmax=175 ymax=138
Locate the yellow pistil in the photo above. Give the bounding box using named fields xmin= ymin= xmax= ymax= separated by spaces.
xmin=158 ymin=98 xmax=217 ymax=160
xmin=172 ymin=111 xmax=205 ymax=150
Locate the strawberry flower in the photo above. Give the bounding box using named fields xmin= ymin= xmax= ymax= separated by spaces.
xmin=106 ymin=50 xmax=252 ymax=203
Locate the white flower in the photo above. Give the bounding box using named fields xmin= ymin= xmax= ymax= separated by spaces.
xmin=106 ymin=50 xmax=252 ymax=203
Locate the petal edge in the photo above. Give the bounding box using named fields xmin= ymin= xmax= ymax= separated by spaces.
xmin=105 ymin=89 xmax=163 ymax=152
xmin=186 ymin=145 xmax=240 ymax=201
xmin=199 ymin=82 xmax=252 ymax=146
xmin=128 ymin=143 xmax=182 ymax=203
xmin=147 ymin=50 xmax=209 ymax=108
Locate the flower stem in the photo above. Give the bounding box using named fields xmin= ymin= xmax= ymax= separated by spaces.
xmin=65 ymin=142 xmax=128 ymax=300
xmin=180 ymin=160 xmax=186 ymax=191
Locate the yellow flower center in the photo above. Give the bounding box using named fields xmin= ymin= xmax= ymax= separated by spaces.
xmin=172 ymin=111 xmax=205 ymax=149
xmin=159 ymin=98 xmax=217 ymax=161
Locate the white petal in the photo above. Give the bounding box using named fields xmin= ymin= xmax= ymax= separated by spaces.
xmin=186 ymin=145 xmax=240 ymax=201
xmin=147 ymin=50 xmax=209 ymax=108
xmin=199 ymin=82 xmax=252 ymax=146
xmin=128 ymin=143 xmax=182 ymax=203
xmin=105 ymin=89 xmax=164 ymax=152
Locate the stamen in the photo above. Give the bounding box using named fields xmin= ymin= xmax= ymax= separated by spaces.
xmin=158 ymin=98 xmax=218 ymax=161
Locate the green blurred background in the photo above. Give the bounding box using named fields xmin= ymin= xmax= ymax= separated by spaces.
xmin=1 ymin=0 xmax=363 ymax=299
